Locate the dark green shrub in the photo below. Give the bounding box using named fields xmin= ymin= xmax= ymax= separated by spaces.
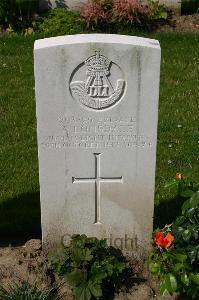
xmin=35 ymin=8 xmax=85 ymax=37
xmin=52 ymin=234 xmax=127 ymax=300
xmin=15 ymin=0 xmax=39 ymax=17
xmin=15 ymin=0 xmax=39 ymax=30
xmin=0 ymin=0 xmax=15 ymax=25
xmin=182 ymin=0 xmax=199 ymax=15
xmin=0 ymin=0 xmax=39 ymax=28
xmin=0 ymin=281 xmax=60 ymax=300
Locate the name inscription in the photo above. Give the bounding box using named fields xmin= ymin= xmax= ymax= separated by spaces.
xmin=40 ymin=116 xmax=152 ymax=149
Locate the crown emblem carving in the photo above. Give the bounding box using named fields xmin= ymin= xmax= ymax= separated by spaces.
xmin=70 ymin=51 xmax=126 ymax=110
xmin=85 ymin=51 xmax=111 ymax=75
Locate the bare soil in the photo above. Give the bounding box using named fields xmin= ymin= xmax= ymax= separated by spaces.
xmin=0 ymin=239 xmax=179 ymax=300
xmin=158 ymin=13 xmax=199 ymax=32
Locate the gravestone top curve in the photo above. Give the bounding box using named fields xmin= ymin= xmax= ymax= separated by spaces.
xmin=34 ymin=34 xmax=160 ymax=50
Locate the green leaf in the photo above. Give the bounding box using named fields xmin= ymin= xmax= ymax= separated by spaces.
xmin=90 ymin=270 xmax=107 ymax=283
xmin=197 ymin=248 xmax=199 ymax=261
xmin=173 ymin=263 xmax=183 ymax=272
xmin=190 ymin=191 xmax=199 ymax=206
xmin=165 ymin=273 xmax=178 ymax=293
xmin=99 ymin=239 xmax=108 ymax=248
xmin=84 ymin=248 xmax=93 ymax=262
xmin=88 ymin=281 xmax=102 ymax=298
xmin=164 ymin=179 xmax=178 ymax=189
xmin=160 ymin=279 xmax=170 ymax=296
xmin=71 ymin=248 xmax=84 ymax=265
xmin=71 ymin=234 xmax=87 ymax=248
xmin=116 ymin=262 xmax=125 ymax=273
xmin=182 ymin=199 xmax=192 ymax=213
xmin=190 ymin=273 xmax=199 ymax=285
xmin=75 ymin=283 xmax=92 ymax=300
xmin=175 ymin=254 xmax=187 ymax=263
xmin=106 ymin=262 xmax=114 ymax=276
xmin=160 ymin=11 xmax=167 ymax=19
xmin=182 ymin=229 xmax=192 ymax=242
xmin=180 ymin=189 xmax=195 ymax=198
xmin=182 ymin=191 xmax=199 ymax=213
xmin=186 ymin=207 xmax=198 ymax=223
xmin=90 ymin=262 xmax=108 ymax=283
xmin=149 ymin=262 xmax=160 ymax=274
xmin=181 ymin=273 xmax=189 ymax=286
xmin=66 ymin=270 xmax=86 ymax=286
xmin=174 ymin=216 xmax=186 ymax=226
xmin=172 ymin=226 xmax=184 ymax=241
xmin=71 ymin=248 xmax=93 ymax=266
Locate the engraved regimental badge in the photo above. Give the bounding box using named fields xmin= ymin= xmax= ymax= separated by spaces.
xmin=69 ymin=51 xmax=126 ymax=110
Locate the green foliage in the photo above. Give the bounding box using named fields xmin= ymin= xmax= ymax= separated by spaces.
xmin=52 ymin=234 xmax=126 ymax=300
xmin=150 ymin=189 xmax=199 ymax=299
xmin=0 ymin=281 xmax=60 ymax=300
xmin=148 ymin=0 xmax=168 ymax=21
xmin=172 ymin=192 xmax=199 ymax=257
xmin=35 ymin=8 xmax=85 ymax=37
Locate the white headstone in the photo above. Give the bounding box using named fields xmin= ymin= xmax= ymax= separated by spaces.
xmin=39 ymin=0 xmax=85 ymax=10
xmin=34 ymin=34 xmax=161 ymax=255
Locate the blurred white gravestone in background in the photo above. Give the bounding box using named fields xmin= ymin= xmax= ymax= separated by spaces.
xmin=39 ymin=0 xmax=181 ymax=15
xmin=34 ymin=34 xmax=161 ymax=255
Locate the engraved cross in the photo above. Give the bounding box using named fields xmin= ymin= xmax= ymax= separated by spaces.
xmin=72 ymin=153 xmax=123 ymax=224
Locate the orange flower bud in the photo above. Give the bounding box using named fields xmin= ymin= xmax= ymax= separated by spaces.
xmin=176 ymin=172 xmax=183 ymax=180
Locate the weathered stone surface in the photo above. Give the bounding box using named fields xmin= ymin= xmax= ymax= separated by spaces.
xmin=34 ymin=34 xmax=161 ymax=254
xmin=39 ymin=0 xmax=85 ymax=11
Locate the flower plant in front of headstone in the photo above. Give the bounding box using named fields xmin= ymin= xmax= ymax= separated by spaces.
xmin=51 ymin=234 xmax=127 ymax=300
xmin=149 ymin=174 xmax=199 ymax=299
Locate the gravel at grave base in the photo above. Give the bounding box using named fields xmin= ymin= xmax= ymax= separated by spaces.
xmin=157 ymin=13 xmax=199 ymax=32
xmin=0 ymin=239 xmax=178 ymax=300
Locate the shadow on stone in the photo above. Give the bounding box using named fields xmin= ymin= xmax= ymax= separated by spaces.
xmin=0 ymin=191 xmax=41 ymax=246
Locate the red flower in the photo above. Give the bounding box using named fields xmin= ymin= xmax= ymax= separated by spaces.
xmin=154 ymin=231 xmax=174 ymax=248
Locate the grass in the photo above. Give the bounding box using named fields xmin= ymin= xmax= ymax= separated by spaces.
xmin=154 ymin=32 xmax=199 ymax=226
xmin=0 ymin=281 xmax=60 ymax=300
xmin=0 ymin=32 xmax=198 ymax=238
xmin=0 ymin=35 xmax=40 ymax=238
